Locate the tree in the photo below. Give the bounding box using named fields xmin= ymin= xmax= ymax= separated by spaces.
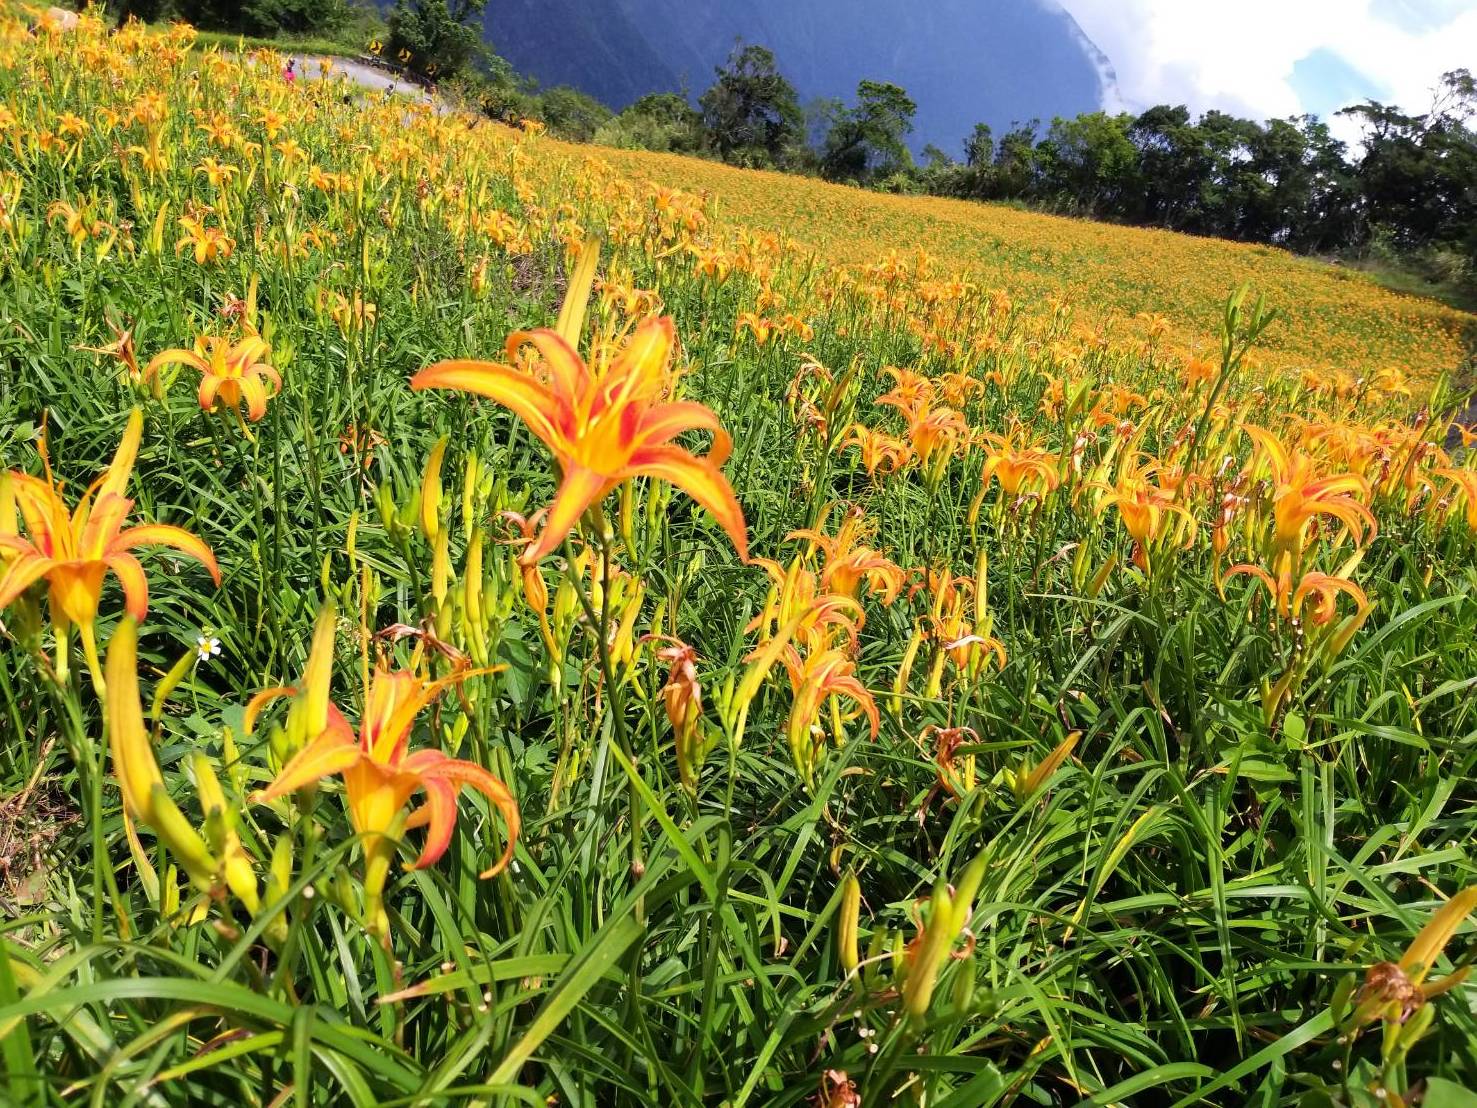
xmin=537 ymin=86 xmax=613 ymax=143
xmin=385 ymin=0 xmax=486 ymax=80
xmin=698 ymin=44 xmax=805 ymax=168
xmin=239 ymin=0 xmax=350 ymax=36
xmin=818 ymin=80 xmax=917 ymax=182
xmin=990 ymin=121 xmax=1040 ymax=199
xmin=1343 ymin=71 xmax=1477 ymax=260
xmin=1126 ymin=105 xmax=1209 ymax=228
xmin=1034 ymin=111 xmax=1136 ymax=214
xmin=137 ymin=0 xmax=349 ymax=35
xmin=594 ymin=93 xmax=705 ymax=153
xmin=964 ymin=123 xmax=994 ymax=168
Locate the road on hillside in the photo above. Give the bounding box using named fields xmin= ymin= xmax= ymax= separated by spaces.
xmin=293 ymin=56 xmax=443 ymax=113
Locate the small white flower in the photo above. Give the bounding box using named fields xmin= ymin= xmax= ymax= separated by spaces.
xmin=196 ymin=635 xmax=222 ymax=662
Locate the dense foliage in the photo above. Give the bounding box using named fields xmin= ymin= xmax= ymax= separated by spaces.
xmin=910 ymin=74 xmax=1477 ymax=274
xmin=3 ymin=14 xmax=1477 ymax=1107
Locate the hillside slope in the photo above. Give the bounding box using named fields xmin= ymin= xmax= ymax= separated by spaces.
xmin=566 ymin=140 xmax=1474 ymax=380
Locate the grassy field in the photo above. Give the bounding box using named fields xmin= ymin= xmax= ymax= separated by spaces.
xmin=4 ymin=14 xmax=1477 ymax=1107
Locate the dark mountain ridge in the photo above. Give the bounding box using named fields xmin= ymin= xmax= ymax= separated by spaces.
xmin=484 ymin=0 xmax=1117 ymax=156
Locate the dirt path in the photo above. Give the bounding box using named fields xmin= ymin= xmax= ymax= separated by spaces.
xmin=294 ymin=56 xmax=443 ymax=113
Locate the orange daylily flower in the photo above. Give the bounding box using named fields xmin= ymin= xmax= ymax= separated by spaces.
xmin=787 ymin=505 xmax=906 ymax=605
xmin=979 ymin=430 xmax=1059 ymax=499
xmin=972 ymin=426 xmax=1060 ymax=520
xmin=146 ymin=334 xmax=281 ymax=422
xmin=1243 ymin=425 xmax=1376 ymax=557
xmin=1094 ymin=455 xmax=1196 ymax=571
xmin=843 ymin=423 xmax=911 ymax=476
xmin=251 ymin=608 xmax=520 ymax=939
xmin=648 ymin=635 xmax=705 ymax=791
xmin=907 ymin=403 xmax=970 ymax=470
xmin=1225 ymin=560 xmax=1369 ymax=625
xmin=78 ymin=319 xmax=143 ymax=385
xmin=927 ymin=583 xmax=1007 ymax=681
xmin=875 ymin=366 xmax=933 ymax=420
xmin=1436 ymin=467 xmax=1477 ymax=532
xmin=746 ymin=557 xmax=864 ymax=654
xmin=736 ymin=311 xmax=775 ymax=345
xmin=780 ymin=644 xmax=879 ymax=785
xmin=412 ymin=317 xmax=748 ymax=564
xmin=923 ymin=723 xmax=978 ymax=800
xmin=175 ymin=214 xmax=233 ymax=264
xmin=0 ymin=408 xmax=220 ymax=637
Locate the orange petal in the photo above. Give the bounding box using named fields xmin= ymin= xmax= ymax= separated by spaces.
xmin=411 ymin=359 xmax=565 ymax=453
xmin=633 ymin=400 xmax=729 ymax=462
xmin=143 ymin=348 xmax=209 ymax=381
xmin=243 ymin=686 xmax=295 ymax=734
xmin=626 ymin=444 xmax=748 ymax=562
xmin=79 ymin=492 xmax=131 ymax=560
xmin=505 ymin=329 xmax=590 ymax=402
xmin=406 ymin=749 xmax=521 ymax=878
xmin=252 ymin=723 xmax=361 ymax=803
xmin=1401 ymin=886 xmax=1477 ymax=983
xmin=198 ymin=375 xmax=221 ymax=413
xmin=609 ymin=317 xmax=675 ymax=384
xmin=1242 ymin=425 xmax=1290 ymax=482
xmin=404 ymin=776 xmax=457 ymax=870
xmin=110 ymin=524 xmax=220 ymax=585
xmin=522 ymin=464 xmax=613 ymax=564
xmin=100 ymin=409 xmax=144 ymax=501
xmin=105 ymin=551 xmax=149 ymax=620
xmin=0 ymin=551 xmax=55 ymax=611
xmin=238 ymin=374 xmax=268 ymax=421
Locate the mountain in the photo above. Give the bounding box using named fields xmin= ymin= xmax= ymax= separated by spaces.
xmin=483 ymin=0 xmax=1118 ymax=157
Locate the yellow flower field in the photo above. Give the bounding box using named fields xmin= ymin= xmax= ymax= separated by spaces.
xmin=3 ymin=14 xmax=1477 ymax=1105
xmin=584 ymin=145 xmax=1474 ymax=381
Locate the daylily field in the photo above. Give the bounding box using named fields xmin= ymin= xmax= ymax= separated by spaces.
xmin=5 ymin=13 xmax=1477 ymax=1107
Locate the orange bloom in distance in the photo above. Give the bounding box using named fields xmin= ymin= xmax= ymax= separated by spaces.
xmin=146 ymin=334 xmax=281 ymax=422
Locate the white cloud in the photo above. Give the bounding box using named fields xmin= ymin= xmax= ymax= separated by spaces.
xmin=1054 ymin=0 xmax=1477 ymax=144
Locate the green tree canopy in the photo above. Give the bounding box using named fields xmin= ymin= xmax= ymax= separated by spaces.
xmin=698 ymin=44 xmax=805 ymax=168
xmin=819 ymin=80 xmax=917 ymax=182
xmin=386 ymin=0 xmax=486 ymax=79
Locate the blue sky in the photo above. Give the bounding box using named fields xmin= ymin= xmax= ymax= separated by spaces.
xmin=1055 ymin=0 xmax=1477 ymax=143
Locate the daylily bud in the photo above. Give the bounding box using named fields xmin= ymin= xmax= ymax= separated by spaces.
xmin=837 ymin=872 xmax=861 ymax=974
xmin=303 ymin=604 xmax=336 ymax=742
xmin=903 ymin=853 xmax=986 ymax=1022
xmin=461 ymin=450 xmax=479 ymax=535
xmin=222 ymin=725 xmax=246 ymax=796
xmin=420 ymin=436 xmax=447 ymax=543
xmin=949 ymin=948 xmax=976 ymax=1014
xmin=147 ymin=783 xmax=218 ymax=893
xmin=431 ymin=524 xmax=450 ymax=606
xmin=150 ymin=648 xmax=195 ymax=725
xmin=375 ymin=482 xmax=396 ymax=532
xmin=892 ymin=627 xmax=924 ymax=718
xmin=464 ymin=527 xmax=487 ymax=664
xmin=1014 ymin=731 xmax=1080 ymax=803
